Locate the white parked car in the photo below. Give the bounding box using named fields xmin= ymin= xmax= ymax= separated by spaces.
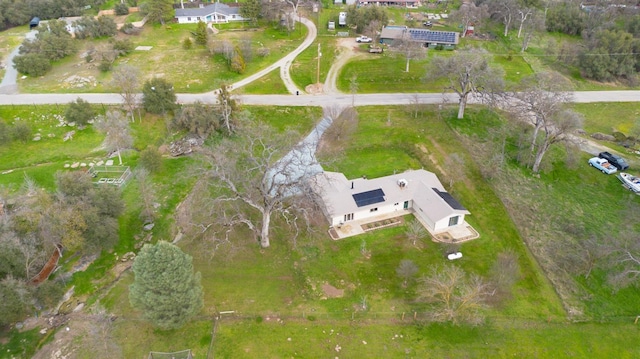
xmin=356 ymin=36 xmax=372 ymax=43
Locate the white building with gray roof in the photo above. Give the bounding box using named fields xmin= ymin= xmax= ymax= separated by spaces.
xmin=174 ymin=3 xmax=245 ymax=24
xmin=312 ymin=169 xmax=470 ymax=234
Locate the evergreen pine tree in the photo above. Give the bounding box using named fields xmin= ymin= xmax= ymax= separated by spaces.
xmin=129 ymin=241 xmax=203 ymax=330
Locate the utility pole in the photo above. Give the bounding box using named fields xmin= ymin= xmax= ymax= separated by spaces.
xmin=316 ymin=43 xmax=321 ymax=84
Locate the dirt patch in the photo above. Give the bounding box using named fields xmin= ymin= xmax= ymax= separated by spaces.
xmin=417 ymin=143 xmax=448 ymax=177
xmin=322 ymin=282 xmax=344 ymax=298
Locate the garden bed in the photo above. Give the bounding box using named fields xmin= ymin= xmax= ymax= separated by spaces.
xmin=361 ymin=217 xmax=404 ymax=232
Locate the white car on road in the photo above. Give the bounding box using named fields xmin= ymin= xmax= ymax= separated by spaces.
xmin=356 ymin=36 xmax=372 ymax=43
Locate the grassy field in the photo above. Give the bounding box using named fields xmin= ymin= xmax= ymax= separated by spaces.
xmin=85 ymin=103 xmax=640 ymax=357
xmin=290 ymin=35 xmax=337 ymax=90
xmin=17 ymin=22 xmax=307 ymax=94
xmin=241 ymin=68 xmax=289 ymax=94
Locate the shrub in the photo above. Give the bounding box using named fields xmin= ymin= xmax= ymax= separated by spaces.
xmin=13 ymin=53 xmax=51 ymax=77
xmin=99 ymin=60 xmax=112 ymax=72
xmin=65 ymin=98 xmax=96 ymax=128
xmin=256 ymin=47 xmax=270 ymax=57
xmin=12 ymin=122 xmax=32 ymax=143
xmin=111 ymin=38 xmax=134 ymax=56
xmin=114 ymin=3 xmax=129 ymax=15
xmin=139 ymin=146 xmax=163 ymax=173
xmin=183 ymin=37 xmax=193 ymax=50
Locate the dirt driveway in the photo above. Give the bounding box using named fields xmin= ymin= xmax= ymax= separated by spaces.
xmin=323 ymin=37 xmax=368 ymax=95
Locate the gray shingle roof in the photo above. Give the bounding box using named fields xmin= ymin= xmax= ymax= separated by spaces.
xmin=175 ymin=3 xmax=239 ymax=17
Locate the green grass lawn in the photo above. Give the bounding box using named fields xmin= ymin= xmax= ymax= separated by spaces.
xmin=290 ymin=36 xmax=337 ymax=90
xmin=241 ymin=68 xmax=289 ymax=94
xmin=573 ymin=102 xmax=640 ymax=135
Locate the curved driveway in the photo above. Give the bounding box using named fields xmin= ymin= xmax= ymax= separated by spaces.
xmin=225 ymin=16 xmax=317 ymax=95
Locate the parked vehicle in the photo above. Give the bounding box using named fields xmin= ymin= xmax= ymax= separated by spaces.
xmin=368 ymin=45 xmax=383 ymax=53
xmin=339 ymin=12 xmax=347 ymax=26
xmin=423 ymin=21 xmax=433 ymax=27
xmin=598 ymin=151 xmax=629 ymax=170
xmin=588 ymin=157 xmax=617 ymax=174
xmin=356 ymin=36 xmax=372 ymax=43
xmin=618 ymin=172 xmax=640 ymax=193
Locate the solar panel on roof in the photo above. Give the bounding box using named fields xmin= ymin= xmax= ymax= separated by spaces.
xmin=352 ymin=188 xmax=386 ymax=207
xmin=408 ymin=29 xmax=456 ymax=44
xmin=432 ymin=188 xmax=466 ymax=210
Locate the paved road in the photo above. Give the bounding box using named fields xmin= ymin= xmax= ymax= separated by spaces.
xmin=0 ymin=30 xmax=36 ymax=95
xmin=1 ymin=91 xmax=639 ymax=107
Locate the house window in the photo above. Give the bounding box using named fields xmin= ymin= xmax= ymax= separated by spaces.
xmin=344 ymin=213 xmax=354 ymax=222
xmin=187 ymin=17 xmax=192 ymax=21
xmin=370 ymin=208 xmax=378 ymax=213
xmin=197 ymin=17 xmax=201 ymax=20
xmin=448 ymin=216 xmax=459 ymax=226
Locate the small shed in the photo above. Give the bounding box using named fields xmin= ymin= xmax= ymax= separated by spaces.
xmin=29 ymin=17 xmax=40 ymax=29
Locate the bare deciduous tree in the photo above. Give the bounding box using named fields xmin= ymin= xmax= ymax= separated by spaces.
xmin=417 ymin=265 xmax=491 ymax=325
xmin=95 ymin=110 xmax=133 ymax=165
xmin=76 ymin=305 xmax=122 ymax=359
xmin=135 ymin=169 xmax=157 ymax=224
xmin=444 ymin=153 xmax=467 ymax=190
xmin=429 ymin=48 xmax=504 ymax=119
xmin=488 ymin=250 xmax=521 ymax=300
xmin=405 ymin=219 xmax=427 ymax=246
xmin=531 ymin=109 xmax=582 ymax=173
xmin=395 ymin=31 xmax=426 ymax=73
xmin=192 ymin=122 xmax=320 ymax=248
xmin=489 ymin=0 xmax=518 ymax=36
xmin=216 ymin=84 xmax=242 ymax=134
xmin=507 ymin=72 xmax=572 ymax=154
xmin=516 ymin=7 xmax=533 ymax=38
xmin=604 ymin=234 xmax=640 ymax=290
xmin=111 ymin=64 xmax=140 ymax=121
xmin=552 ymin=235 xmax=605 ymax=280
xmin=520 ymin=10 xmax=545 ymax=52
xmin=321 ymin=106 xmax=358 ymax=148
xmin=451 ymin=2 xmax=489 ymax=38
xmin=396 ymin=259 xmax=419 ymax=287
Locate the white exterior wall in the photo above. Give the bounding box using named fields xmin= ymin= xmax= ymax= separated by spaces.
xmin=413 ymin=205 xmax=435 ymax=231
xmin=176 ymin=16 xmax=207 ymax=24
xmin=176 ymin=13 xmax=243 ymax=24
xmin=433 ymin=214 xmax=466 ymax=231
xmin=331 ymin=201 xmax=407 ymax=226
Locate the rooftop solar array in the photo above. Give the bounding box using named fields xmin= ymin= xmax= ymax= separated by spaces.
xmin=408 ymin=29 xmax=457 ymax=44
xmin=353 ymin=188 xmax=386 ymax=207
xmin=432 ymin=188 xmax=466 ymax=210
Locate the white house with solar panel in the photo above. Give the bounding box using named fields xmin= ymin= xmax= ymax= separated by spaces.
xmin=380 ymin=26 xmax=459 ymax=49
xmin=174 ymin=3 xmax=245 ymax=24
xmin=311 ymin=169 xmax=471 ymax=238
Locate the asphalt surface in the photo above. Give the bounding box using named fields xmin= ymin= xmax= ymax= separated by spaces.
xmin=0 ymin=91 xmax=639 ymax=107
xmin=0 ymin=30 xmax=36 ymax=94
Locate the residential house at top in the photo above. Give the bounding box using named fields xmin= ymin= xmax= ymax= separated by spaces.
xmin=380 ymin=25 xmax=459 ymax=49
xmin=174 ymin=2 xmax=245 ymax=24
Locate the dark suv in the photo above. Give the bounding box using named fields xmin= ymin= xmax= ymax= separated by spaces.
xmin=598 ymin=151 xmax=629 ymax=170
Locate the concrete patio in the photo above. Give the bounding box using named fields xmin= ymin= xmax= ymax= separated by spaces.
xmin=328 ymin=209 xmax=480 ymax=243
